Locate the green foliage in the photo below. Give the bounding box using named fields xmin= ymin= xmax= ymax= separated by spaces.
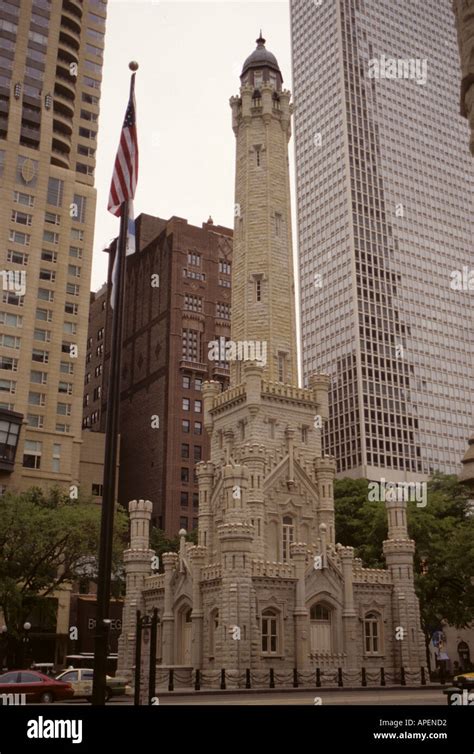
xmin=334 ymin=473 xmax=474 ymax=633
xmin=408 ymin=473 xmax=474 ymax=633
xmin=149 ymin=526 xmax=198 ymax=569
xmin=0 ymin=486 xmax=128 ymax=635
xmin=334 ymin=478 xmax=387 ymax=568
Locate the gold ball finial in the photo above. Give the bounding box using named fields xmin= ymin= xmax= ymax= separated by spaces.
xmin=129 ymin=61 xmax=139 ymax=72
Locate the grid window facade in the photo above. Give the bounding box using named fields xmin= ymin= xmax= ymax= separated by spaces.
xmin=291 ymin=0 xmax=474 ymax=477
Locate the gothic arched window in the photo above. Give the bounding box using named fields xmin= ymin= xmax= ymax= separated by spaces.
xmin=364 ymin=612 xmax=381 ymax=655
xmin=282 ymin=515 xmax=294 ymax=562
xmin=261 ymin=609 xmax=278 ymax=654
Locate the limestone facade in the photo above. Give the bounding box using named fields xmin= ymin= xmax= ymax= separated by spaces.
xmin=117 ymin=37 xmax=426 ymax=687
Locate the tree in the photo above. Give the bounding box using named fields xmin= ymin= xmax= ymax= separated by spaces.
xmin=149 ymin=526 xmax=198 ymax=570
xmin=334 ymin=478 xmax=387 ymax=568
xmin=408 ymin=474 xmax=474 ymax=636
xmin=334 ymin=474 xmax=474 ymax=652
xmin=0 ymin=486 xmax=128 ymax=659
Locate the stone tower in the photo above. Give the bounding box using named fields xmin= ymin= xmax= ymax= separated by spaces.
xmin=229 ymin=34 xmax=297 ymax=385
xmin=117 ymin=499 xmax=154 ymax=675
xmin=117 ymin=34 xmax=427 ymax=688
xmin=382 ymin=496 xmax=426 ymax=669
xmin=197 ymin=35 xmax=335 ymax=674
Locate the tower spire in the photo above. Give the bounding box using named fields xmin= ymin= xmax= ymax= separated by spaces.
xmin=230 ymin=39 xmax=296 ymax=385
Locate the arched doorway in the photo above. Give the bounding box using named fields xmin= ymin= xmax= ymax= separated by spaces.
xmin=310 ymin=603 xmax=332 ymax=653
xmin=177 ymin=607 xmax=192 ymax=665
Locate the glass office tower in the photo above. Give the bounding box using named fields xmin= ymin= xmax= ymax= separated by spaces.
xmin=291 ymin=0 xmax=474 ymax=479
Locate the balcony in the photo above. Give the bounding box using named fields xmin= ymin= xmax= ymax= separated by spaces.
xmin=55 ymin=67 xmax=76 ymax=97
xmin=211 ymin=365 xmax=230 ymax=379
xmin=61 ymin=10 xmax=82 ymax=40
xmin=51 ymin=150 xmax=69 ymax=169
xmin=53 ymin=109 xmax=73 ymax=134
xmin=52 ymin=127 xmax=71 ymax=151
xmin=59 ymin=28 xmax=80 ymax=53
xmin=21 ymin=108 xmax=41 ymax=126
xmin=58 ymin=36 xmax=79 ymax=63
xmin=52 ymin=130 xmax=71 ymax=166
xmin=53 ymin=91 xmax=74 ymax=118
xmin=64 ymin=0 xmax=83 ymax=19
xmin=20 ymin=124 xmax=40 ymax=147
xmin=179 ymin=359 xmax=208 ymax=374
xmin=54 ymin=83 xmax=75 ymax=107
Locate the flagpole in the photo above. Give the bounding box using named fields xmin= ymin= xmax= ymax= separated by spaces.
xmin=92 ymin=63 xmax=138 ymax=706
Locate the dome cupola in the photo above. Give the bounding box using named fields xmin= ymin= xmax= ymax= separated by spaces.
xmin=240 ymin=33 xmax=283 ymax=91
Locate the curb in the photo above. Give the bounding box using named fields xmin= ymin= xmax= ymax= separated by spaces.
xmin=136 ymin=684 xmax=443 ymax=698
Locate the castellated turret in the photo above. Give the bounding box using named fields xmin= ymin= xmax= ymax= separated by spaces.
xmin=117 ymin=500 xmax=155 ymax=676
xmin=383 ymin=496 xmax=425 ymax=671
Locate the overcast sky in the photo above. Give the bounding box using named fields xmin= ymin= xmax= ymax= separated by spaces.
xmin=91 ymin=0 xmax=294 ymax=290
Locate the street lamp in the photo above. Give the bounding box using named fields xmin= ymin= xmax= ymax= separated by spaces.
xmin=20 ymin=622 xmax=32 ymax=669
xmin=134 ymin=609 xmax=159 ymax=706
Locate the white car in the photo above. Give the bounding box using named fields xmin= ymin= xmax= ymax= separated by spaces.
xmin=55 ymin=668 xmax=131 ymax=702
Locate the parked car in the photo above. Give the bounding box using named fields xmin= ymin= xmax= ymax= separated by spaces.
xmin=0 ymin=670 xmax=74 ymax=703
xmin=30 ymin=663 xmax=56 ymax=678
xmin=55 ymin=668 xmax=131 ymax=702
xmin=452 ymin=671 xmax=474 ymax=689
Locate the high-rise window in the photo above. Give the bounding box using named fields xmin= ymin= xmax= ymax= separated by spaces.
xmin=52 ymin=443 xmax=61 ymax=473
xmin=73 ymin=194 xmax=87 ymax=223
xmin=23 ymin=440 xmax=42 ymax=469
xmin=46 ymin=177 xmax=63 ymax=207
xmin=182 ymin=329 xmax=200 ymax=362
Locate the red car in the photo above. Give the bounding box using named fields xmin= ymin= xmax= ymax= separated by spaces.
xmin=0 ymin=670 xmax=74 ymax=704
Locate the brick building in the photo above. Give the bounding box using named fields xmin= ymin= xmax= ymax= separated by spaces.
xmin=83 ymin=213 xmax=232 ymax=534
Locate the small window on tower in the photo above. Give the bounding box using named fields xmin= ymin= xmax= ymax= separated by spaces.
xmin=275 ymin=213 xmax=282 ymax=237
xmin=253 ymin=275 xmax=263 ymax=303
xmin=254 ymin=145 xmax=262 ymax=167
xmin=277 ymin=352 xmax=287 ymax=383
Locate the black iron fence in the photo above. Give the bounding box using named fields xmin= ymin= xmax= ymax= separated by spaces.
xmin=132 ymin=610 xmax=427 ymax=703
xmin=133 ymin=664 xmax=427 ymax=700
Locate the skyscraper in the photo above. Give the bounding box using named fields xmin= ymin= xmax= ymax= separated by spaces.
xmin=0 ymin=0 xmax=106 ymax=492
xmin=291 ymin=0 xmax=474 ymax=480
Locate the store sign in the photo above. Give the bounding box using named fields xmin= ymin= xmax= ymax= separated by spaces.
xmin=87 ymin=618 xmax=122 ymax=632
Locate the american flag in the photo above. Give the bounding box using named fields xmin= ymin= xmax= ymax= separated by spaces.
xmin=108 ymin=74 xmax=138 ymax=217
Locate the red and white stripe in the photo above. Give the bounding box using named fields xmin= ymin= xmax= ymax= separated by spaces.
xmin=107 ymin=79 xmax=138 ymax=217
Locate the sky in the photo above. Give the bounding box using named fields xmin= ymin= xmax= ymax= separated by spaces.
xmin=91 ymin=0 xmax=295 ymax=291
